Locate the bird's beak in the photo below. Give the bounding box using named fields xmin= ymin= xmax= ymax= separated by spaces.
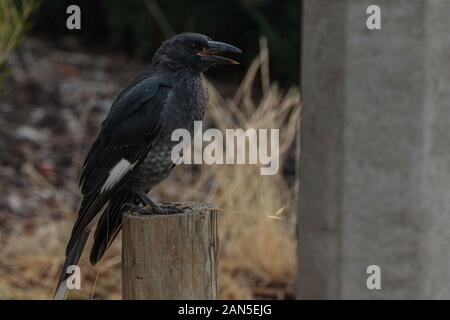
xmin=198 ymin=41 xmax=242 ymax=65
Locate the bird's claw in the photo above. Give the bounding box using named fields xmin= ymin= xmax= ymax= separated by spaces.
xmin=121 ymin=203 xmax=183 ymax=215
xmin=156 ymin=204 xmax=184 ymax=215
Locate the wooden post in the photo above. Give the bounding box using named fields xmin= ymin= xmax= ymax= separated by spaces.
xmin=122 ymin=202 xmax=218 ymax=300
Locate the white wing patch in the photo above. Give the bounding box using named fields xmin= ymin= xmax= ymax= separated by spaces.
xmin=101 ymin=159 xmax=137 ymax=193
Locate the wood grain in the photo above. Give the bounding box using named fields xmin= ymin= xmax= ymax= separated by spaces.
xmin=122 ymin=202 xmax=218 ymax=300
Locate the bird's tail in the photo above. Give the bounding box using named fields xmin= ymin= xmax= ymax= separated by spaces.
xmin=89 ymin=189 xmax=139 ymax=265
xmin=53 ymin=190 xmax=138 ymax=299
xmin=53 ymin=230 xmax=90 ymax=300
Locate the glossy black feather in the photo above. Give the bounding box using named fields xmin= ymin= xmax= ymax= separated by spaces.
xmin=80 ymin=77 xmax=171 ymax=196
xmin=67 ymin=75 xmax=172 ymax=255
xmin=89 ymin=189 xmax=138 ymax=264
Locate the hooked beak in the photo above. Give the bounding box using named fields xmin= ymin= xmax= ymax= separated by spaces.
xmin=198 ymin=40 xmax=242 ymax=65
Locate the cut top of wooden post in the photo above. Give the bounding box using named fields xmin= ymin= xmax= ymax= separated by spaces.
xmin=122 ymin=202 xmax=218 ymax=300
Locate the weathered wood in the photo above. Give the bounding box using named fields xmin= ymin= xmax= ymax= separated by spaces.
xmin=122 ymin=202 xmax=218 ymax=300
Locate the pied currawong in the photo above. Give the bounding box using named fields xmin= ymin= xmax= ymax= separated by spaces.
xmin=54 ymin=33 xmax=241 ymax=299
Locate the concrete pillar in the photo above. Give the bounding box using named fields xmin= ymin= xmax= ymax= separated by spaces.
xmin=298 ymin=0 xmax=450 ymax=299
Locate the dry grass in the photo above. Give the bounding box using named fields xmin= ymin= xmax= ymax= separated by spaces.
xmin=196 ymin=38 xmax=300 ymax=299
xmin=0 ymin=38 xmax=300 ymax=299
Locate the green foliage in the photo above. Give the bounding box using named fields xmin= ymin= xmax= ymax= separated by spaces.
xmin=33 ymin=0 xmax=299 ymax=85
xmin=0 ymin=0 xmax=39 ymax=68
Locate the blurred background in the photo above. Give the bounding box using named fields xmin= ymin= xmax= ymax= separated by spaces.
xmin=299 ymin=0 xmax=450 ymax=299
xmin=0 ymin=0 xmax=300 ymax=299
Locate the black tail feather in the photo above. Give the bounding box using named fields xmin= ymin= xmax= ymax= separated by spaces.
xmin=89 ymin=189 xmax=138 ymax=265
xmin=54 ymin=189 xmax=138 ymax=299
xmin=54 ymin=191 xmax=118 ymax=299
xmin=53 ymin=231 xmax=90 ymax=300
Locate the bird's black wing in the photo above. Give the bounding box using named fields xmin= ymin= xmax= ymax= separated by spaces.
xmin=54 ymin=75 xmax=172 ymax=299
xmin=68 ymin=75 xmax=172 ymax=252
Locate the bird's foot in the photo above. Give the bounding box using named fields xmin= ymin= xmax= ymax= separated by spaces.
xmin=154 ymin=203 xmax=184 ymax=215
xmin=122 ymin=203 xmax=183 ymax=215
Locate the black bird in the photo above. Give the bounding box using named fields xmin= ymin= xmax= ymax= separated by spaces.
xmin=54 ymin=33 xmax=241 ymax=299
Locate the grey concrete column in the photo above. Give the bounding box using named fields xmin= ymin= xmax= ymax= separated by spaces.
xmin=298 ymin=0 xmax=450 ymax=299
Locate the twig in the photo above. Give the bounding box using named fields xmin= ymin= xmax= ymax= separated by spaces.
xmin=144 ymin=0 xmax=175 ymax=38
xmin=91 ymin=271 xmax=100 ymax=300
xmin=259 ymin=37 xmax=270 ymax=96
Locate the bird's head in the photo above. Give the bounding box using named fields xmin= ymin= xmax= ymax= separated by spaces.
xmin=151 ymin=33 xmax=242 ymax=72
